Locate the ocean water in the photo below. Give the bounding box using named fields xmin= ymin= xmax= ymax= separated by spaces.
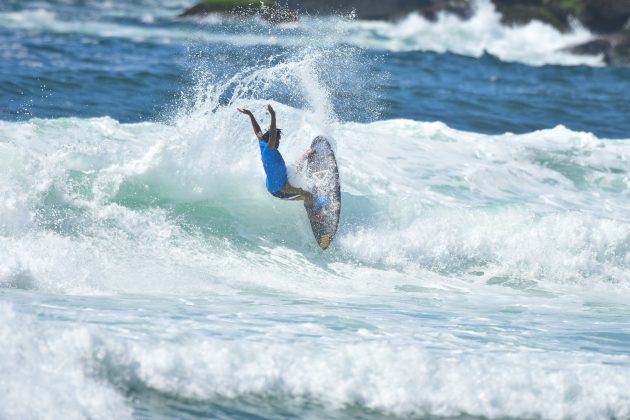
xmin=1 ymin=0 xmax=630 ymax=418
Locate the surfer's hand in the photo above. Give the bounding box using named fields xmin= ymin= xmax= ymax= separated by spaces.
xmin=267 ymin=104 xmax=275 ymax=115
xmin=237 ymin=108 xmax=252 ymax=115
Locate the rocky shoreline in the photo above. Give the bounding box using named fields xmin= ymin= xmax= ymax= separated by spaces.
xmin=178 ymin=0 xmax=630 ymax=65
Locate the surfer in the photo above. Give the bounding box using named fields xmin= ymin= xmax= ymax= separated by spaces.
xmin=238 ymin=105 xmax=338 ymax=249
xmin=238 ymin=105 xmax=314 ymax=202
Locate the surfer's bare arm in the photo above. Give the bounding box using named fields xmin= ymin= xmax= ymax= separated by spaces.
xmin=267 ymin=104 xmax=278 ymax=149
xmin=238 ymin=108 xmax=263 ymax=139
xmin=295 ymin=148 xmax=315 ymax=171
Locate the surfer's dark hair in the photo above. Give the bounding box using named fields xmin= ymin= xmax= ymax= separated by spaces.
xmin=262 ymin=129 xmax=282 ymax=147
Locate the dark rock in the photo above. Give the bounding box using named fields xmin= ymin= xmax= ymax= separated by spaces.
xmin=179 ymin=0 xmax=472 ymax=22
xmin=566 ymin=38 xmax=612 ymax=63
xmin=491 ymin=0 xmax=630 ymax=33
xmin=414 ymin=0 xmax=473 ymax=21
xmin=178 ymin=0 xmax=297 ymax=23
xmin=610 ymin=31 xmax=630 ymax=65
xmin=492 ymin=3 xmax=570 ymax=31
xmin=581 ymin=0 xmax=630 ymax=33
xmin=491 ymin=0 xmax=587 ymax=32
xmin=280 ymin=0 xmax=471 ymax=21
xmin=179 ymin=0 xmax=630 ymax=31
xmin=474 ymin=0 xmax=630 ymax=34
xmin=178 ymin=3 xmax=211 ymax=18
xmin=178 ymin=2 xmax=260 ymax=18
xmin=567 ymin=31 xmax=630 ymax=65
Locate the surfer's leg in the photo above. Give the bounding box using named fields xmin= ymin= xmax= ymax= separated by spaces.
xmin=270 ymin=182 xmax=308 ymax=201
xmin=270 ymin=183 xmax=323 ymax=221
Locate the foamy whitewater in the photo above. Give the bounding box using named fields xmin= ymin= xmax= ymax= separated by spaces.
xmin=1 ymin=0 xmax=630 ymax=418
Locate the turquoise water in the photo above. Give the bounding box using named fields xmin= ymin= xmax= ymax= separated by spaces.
xmin=1 ymin=0 xmax=630 ymax=418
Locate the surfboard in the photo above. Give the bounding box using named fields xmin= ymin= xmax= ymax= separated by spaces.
xmin=304 ymin=136 xmax=341 ymax=250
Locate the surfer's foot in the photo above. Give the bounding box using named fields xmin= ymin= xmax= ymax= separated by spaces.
xmin=304 ymin=192 xmax=314 ymax=206
xmin=310 ymin=215 xmax=324 ymax=223
xmin=303 ymin=192 xmax=327 ymax=209
xmin=314 ymin=193 xmax=328 ymax=209
xmin=303 ymin=193 xmax=323 ymax=222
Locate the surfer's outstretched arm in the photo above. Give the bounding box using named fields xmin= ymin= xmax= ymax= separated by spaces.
xmin=238 ymin=108 xmax=263 ymax=139
xmin=266 ymin=104 xmax=278 ymax=150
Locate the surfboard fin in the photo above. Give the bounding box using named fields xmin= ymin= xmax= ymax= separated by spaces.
xmin=320 ymin=234 xmax=331 ymax=249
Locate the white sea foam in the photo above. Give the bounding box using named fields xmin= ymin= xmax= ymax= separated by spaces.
xmin=1 ymin=301 xmax=629 ymax=418
xmin=339 ymin=0 xmax=601 ymax=66
xmin=107 ymin=341 xmax=630 ymax=418
xmin=1 ymin=108 xmax=630 ymax=297
xmin=0 ymin=304 xmax=131 ymax=419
